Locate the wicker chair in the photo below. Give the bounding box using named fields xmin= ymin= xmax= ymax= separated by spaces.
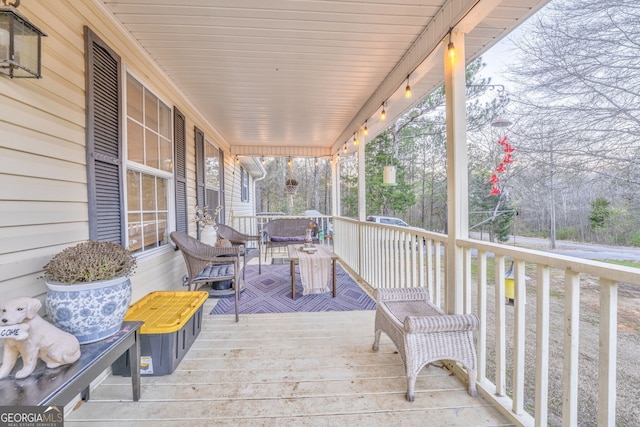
xmin=372 ymin=287 xmax=478 ymax=401
xmin=170 ymin=231 xmax=243 ymax=322
xmin=215 ymin=223 xmax=261 ymax=278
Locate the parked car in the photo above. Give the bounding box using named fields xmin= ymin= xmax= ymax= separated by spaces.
xmin=366 ymin=216 xmax=428 ymax=245
xmin=366 ymin=215 xmax=411 ymax=227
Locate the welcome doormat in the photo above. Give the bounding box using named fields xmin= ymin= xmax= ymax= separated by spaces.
xmin=210 ymin=263 xmax=376 ymax=315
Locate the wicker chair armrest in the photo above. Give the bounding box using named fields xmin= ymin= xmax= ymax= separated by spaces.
xmin=230 ymin=230 xmax=259 ymax=243
xmin=403 ymin=313 xmax=479 ymax=334
xmin=189 ymin=244 xmax=244 ymax=263
xmin=374 ymin=287 xmax=430 ymax=303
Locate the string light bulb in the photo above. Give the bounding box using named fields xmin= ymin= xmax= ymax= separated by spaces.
xmin=314 ymin=157 xmax=319 ymax=167
xmin=235 ymin=155 xmax=240 ymax=164
xmin=353 ymin=133 xmax=358 ymax=146
xmin=261 ymin=156 xmax=266 ymax=165
xmin=343 ymin=142 xmax=348 ymax=154
xmin=363 ymin=120 xmax=368 ymax=135
xmin=287 ymin=156 xmax=292 ymax=167
xmin=381 ymin=102 xmax=387 ymax=120
xmin=448 ymin=40 xmax=455 ymax=61
xmin=405 ymin=75 xmax=412 ymax=98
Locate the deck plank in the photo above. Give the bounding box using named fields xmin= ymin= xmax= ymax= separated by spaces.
xmin=65 ymin=302 xmax=512 ymax=426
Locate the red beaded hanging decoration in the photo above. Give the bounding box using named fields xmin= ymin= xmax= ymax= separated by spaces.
xmin=488 ymin=135 xmax=516 ymax=196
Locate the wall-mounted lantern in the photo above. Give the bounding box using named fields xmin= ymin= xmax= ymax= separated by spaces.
xmin=0 ymin=2 xmax=47 ymax=78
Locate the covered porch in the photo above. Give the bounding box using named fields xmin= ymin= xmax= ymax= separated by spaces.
xmin=3 ymin=0 xmax=639 ymax=426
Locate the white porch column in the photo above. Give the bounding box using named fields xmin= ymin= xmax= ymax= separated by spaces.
xmin=357 ymin=129 xmax=367 ymax=221
xmin=444 ymin=31 xmax=468 ymax=315
xmin=331 ymin=155 xmax=339 ymax=217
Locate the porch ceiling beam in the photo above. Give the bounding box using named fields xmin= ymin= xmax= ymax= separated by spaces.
xmin=231 ymin=145 xmax=332 ymax=159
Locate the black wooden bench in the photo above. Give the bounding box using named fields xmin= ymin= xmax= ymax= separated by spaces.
xmin=0 ymin=321 xmax=142 ymax=406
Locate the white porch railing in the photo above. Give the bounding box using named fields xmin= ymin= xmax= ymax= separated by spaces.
xmin=232 ymin=214 xmax=640 ymax=426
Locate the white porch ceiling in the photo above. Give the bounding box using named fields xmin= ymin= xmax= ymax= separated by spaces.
xmin=100 ymin=0 xmax=550 ymax=158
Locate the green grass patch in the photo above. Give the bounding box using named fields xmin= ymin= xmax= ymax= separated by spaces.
xmin=603 ymin=260 xmax=640 ymax=269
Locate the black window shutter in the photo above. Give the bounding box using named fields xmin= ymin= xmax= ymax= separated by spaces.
xmin=174 ymin=108 xmax=188 ymax=233
xmin=194 ymin=127 xmax=206 ymax=209
xmin=84 ymin=26 xmax=124 ymax=244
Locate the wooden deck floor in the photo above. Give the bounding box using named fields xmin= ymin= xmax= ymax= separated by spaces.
xmin=66 ymin=299 xmax=512 ymax=426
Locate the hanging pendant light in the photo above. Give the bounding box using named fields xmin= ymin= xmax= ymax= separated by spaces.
xmin=380 ymin=102 xmax=387 ymax=120
xmin=363 ymin=121 xmax=368 ymax=135
xmin=383 ymin=165 xmax=396 ymax=186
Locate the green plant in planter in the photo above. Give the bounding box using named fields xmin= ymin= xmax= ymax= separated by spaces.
xmin=43 ymin=241 xmax=137 ymax=343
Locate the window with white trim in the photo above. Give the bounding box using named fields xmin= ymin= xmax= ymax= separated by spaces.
xmin=125 ymin=73 xmax=173 ymax=253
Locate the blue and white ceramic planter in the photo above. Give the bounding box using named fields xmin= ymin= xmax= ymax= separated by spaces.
xmin=45 ymin=276 xmax=132 ymax=344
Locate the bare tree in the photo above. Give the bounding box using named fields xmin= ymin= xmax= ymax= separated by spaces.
xmin=505 ymin=0 xmax=640 ymax=245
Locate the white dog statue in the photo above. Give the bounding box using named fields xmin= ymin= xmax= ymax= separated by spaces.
xmin=0 ymin=297 xmax=81 ymax=379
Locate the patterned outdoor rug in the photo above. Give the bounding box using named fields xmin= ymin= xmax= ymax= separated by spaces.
xmin=210 ymin=263 xmax=376 ymax=315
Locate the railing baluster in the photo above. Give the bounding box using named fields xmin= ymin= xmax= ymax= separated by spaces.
xmin=513 ymin=259 xmax=526 ymax=415
xmin=495 ymin=255 xmax=506 ymax=396
xmin=435 ymin=241 xmax=443 ymax=307
xmin=535 ymin=264 xmax=550 ymax=427
xmin=477 ymin=250 xmax=487 ymax=383
xmin=563 ymin=270 xmax=580 ymax=426
xmin=427 ymin=239 xmax=434 ymax=299
xmin=464 ymin=248 xmax=472 ymax=314
xmin=598 ymin=278 xmax=617 ymax=426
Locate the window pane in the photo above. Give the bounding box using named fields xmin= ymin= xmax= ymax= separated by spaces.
xmin=127 ymin=213 xmax=143 ymax=251
xmin=127 ymin=75 xmax=143 ymax=122
xmin=159 ymin=102 xmax=171 ymax=139
xmin=143 ymin=212 xmax=158 ymax=249
xmin=141 ymin=174 xmax=156 ymax=211
xmin=156 ymin=177 xmax=167 ymax=210
xmin=144 ymin=90 xmax=158 ymax=132
xmin=127 ymin=170 xmax=141 ymax=211
xmin=127 ymin=119 xmax=144 ymax=164
xmin=145 ymin=129 xmax=159 ymax=169
xmin=159 ymin=136 xmax=172 ymax=172
xmin=158 ymin=211 xmax=168 ymax=246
